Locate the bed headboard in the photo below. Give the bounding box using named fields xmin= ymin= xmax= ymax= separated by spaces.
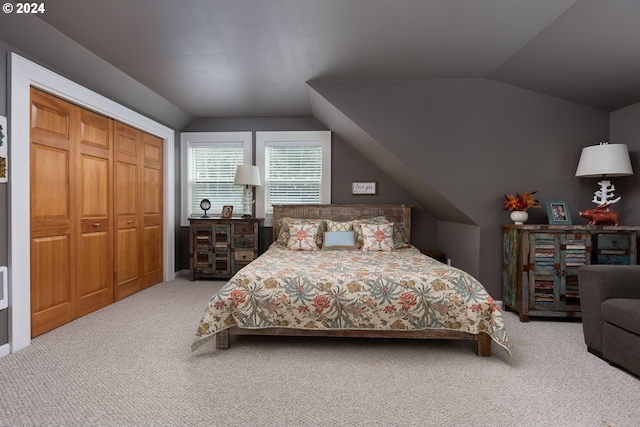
xmin=272 ymin=204 xmax=411 ymax=243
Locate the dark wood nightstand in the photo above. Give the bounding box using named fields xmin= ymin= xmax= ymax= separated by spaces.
xmin=419 ymin=249 xmax=447 ymax=264
xmin=189 ymin=217 xmax=263 ymax=280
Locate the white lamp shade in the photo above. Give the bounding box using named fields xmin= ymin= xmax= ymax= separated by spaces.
xmin=575 ymin=143 xmax=633 ymax=178
xmin=233 ymin=164 xmax=262 ymax=187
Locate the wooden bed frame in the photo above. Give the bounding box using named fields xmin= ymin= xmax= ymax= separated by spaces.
xmin=215 ymin=204 xmax=492 ymax=356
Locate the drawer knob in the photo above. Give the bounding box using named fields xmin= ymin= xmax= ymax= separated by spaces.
xmin=94 ymin=222 xmax=100 ymax=227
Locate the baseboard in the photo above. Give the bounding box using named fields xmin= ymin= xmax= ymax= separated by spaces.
xmin=0 ymin=343 xmax=10 ymax=358
xmin=172 ymin=269 xmax=191 ymax=279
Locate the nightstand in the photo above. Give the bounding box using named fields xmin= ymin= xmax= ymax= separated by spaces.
xmin=419 ymin=249 xmax=447 ymax=264
xmin=189 ymin=217 xmax=263 ymax=280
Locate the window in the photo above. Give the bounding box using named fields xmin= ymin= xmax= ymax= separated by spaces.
xmin=256 ymin=131 xmax=331 ymax=226
xmin=181 ymin=132 xmax=251 ymax=225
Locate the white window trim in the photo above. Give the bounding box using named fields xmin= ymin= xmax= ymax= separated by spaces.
xmin=256 ymin=130 xmax=331 ymax=226
xmin=180 ymin=132 xmax=252 ymax=226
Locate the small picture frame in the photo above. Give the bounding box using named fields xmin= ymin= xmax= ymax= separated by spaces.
xmin=221 ymin=205 xmax=234 ymax=219
xmin=546 ymin=200 xmax=572 ymax=225
xmin=351 ymin=181 xmax=377 ymax=195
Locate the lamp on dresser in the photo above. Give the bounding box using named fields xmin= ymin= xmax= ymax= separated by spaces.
xmin=234 ymin=164 xmax=262 ymax=218
xmin=575 ymin=142 xmax=633 ymax=225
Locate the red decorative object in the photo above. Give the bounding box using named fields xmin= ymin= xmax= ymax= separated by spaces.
xmin=579 ymin=204 xmax=619 ymax=226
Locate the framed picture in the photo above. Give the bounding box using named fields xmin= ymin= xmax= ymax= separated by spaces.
xmin=546 ymin=200 xmax=572 ymax=225
xmin=221 ymin=205 xmax=234 ymax=219
xmin=351 ymin=181 xmax=377 ymax=195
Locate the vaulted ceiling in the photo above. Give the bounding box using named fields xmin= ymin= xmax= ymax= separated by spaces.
xmin=12 ymin=0 xmax=640 ymax=119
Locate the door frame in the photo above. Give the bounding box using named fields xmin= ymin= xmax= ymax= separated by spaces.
xmin=8 ymin=53 xmax=176 ymax=354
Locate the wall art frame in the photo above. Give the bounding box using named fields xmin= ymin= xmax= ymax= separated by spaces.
xmin=351 ymin=181 xmax=377 ymax=195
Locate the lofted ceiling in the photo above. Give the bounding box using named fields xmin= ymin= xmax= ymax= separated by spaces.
xmin=18 ymin=0 xmax=640 ymax=118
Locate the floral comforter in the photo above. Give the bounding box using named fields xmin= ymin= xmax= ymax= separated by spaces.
xmin=192 ymin=245 xmax=509 ymax=353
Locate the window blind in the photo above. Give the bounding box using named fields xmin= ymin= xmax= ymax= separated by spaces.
xmin=264 ymin=144 xmax=323 ymax=215
xmin=188 ymin=143 xmax=244 ymax=217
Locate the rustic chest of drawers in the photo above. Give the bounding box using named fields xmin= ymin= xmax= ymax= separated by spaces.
xmin=189 ymin=218 xmax=263 ymax=280
xmin=502 ymin=224 xmax=639 ymax=321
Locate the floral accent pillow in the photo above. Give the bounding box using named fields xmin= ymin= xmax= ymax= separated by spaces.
xmin=354 ymin=216 xmax=410 ymax=249
xmin=275 ymin=218 xmax=324 ymax=248
xmin=360 ymin=222 xmax=395 ymax=251
xmin=287 ymin=223 xmax=321 ymax=251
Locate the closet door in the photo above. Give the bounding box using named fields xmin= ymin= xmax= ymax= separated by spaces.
xmin=30 ymin=89 xmax=77 ymax=336
xmin=141 ymin=132 xmax=163 ymax=288
xmin=76 ymin=110 xmax=114 ymax=315
xmin=114 ymin=122 xmax=142 ymax=300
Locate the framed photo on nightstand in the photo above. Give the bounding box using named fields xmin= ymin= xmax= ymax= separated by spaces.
xmin=221 ymin=205 xmax=234 ymax=219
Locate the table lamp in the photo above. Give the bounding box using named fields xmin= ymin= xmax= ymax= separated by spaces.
xmin=233 ymin=164 xmax=262 ymax=218
xmin=575 ymin=142 xmax=633 ymax=223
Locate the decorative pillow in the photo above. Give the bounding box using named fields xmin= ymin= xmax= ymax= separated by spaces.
xmin=275 ymin=218 xmax=324 ymax=248
xmin=360 ymin=222 xmax=395 ymax=251
xmin=354 ymin=216 xmax=410 ymax=249
xmin=354 ymin=216 xmax=390 ymax=249
xmin=287 ymin=223 xmax=321 ymax=251
xmin=325 ymin=220 xmax=354 ymax=232
xmin=323 ymin=231 xmax=357 ymax=250
xmin=392 ymin=223 xmax=411 ymax=249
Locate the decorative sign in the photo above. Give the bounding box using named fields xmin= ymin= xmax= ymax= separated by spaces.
xmin=0 ymin=116 xmax=6 ymax=183
xmin=351 ymin=181 xmax=377 ymax=195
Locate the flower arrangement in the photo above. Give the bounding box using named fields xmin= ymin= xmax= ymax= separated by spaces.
xmin=504 ymin=191 xmax=540 ymax=212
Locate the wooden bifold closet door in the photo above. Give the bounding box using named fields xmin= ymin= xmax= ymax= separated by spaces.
xmin=30 ymin=88 xmax=163 ymax=337
xmin=113 ymin=123 xmax=163 ymax=300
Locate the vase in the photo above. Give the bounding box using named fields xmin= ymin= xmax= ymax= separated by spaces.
xmin=510 ymin=210 xmax=529 ymax=224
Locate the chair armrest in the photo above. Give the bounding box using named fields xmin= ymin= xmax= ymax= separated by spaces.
xmin=578 ymin=265 xmax=640 ymax=353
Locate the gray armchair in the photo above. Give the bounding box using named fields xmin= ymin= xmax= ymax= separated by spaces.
xmin=578 ymin=265 xmax=640 ymax=377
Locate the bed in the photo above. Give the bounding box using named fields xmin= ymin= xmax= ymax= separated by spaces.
xmin=192 ymin=204 xmax=509 ymax=356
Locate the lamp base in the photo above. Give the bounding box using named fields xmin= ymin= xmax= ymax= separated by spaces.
xmin=240 ymin=186 xmax=255 ymax=218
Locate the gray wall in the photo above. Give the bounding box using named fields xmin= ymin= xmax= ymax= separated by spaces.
xmin=307 ymin=79 xmax=626 ymax=296
xmin=611 ymin=103 xmax=640 ymax=213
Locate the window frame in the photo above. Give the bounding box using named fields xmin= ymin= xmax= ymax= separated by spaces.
xmin=256 ymin=130 xmax=331 ymax=226
xmin=180 ymin=132 xmax=252 ymax=226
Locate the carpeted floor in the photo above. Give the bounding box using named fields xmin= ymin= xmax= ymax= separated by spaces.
xmin=0 ymin=276 xmax=638 ymax=427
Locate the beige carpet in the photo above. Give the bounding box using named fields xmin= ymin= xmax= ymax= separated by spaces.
xmin=0 ymin=277 xmax=638 ymax=427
